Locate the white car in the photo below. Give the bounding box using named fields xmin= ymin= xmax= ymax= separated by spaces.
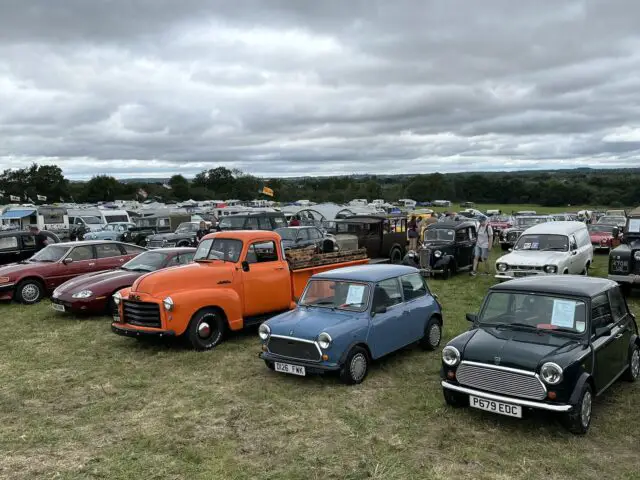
xmin=495 ymin=221 xmax=593 ymax=280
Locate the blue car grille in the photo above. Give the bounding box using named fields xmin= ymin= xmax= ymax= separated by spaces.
xmin=456 ymin=361 xmax=547 ymax=400
xmin=267 ymin=336 xmax=321 ymax=362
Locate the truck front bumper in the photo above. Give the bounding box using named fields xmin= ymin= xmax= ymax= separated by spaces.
xmin=259 ymin=352 xmax=341 ymax=374
xmin=608 ymin=274 xmax=640 ymax=284
xmin=441 ymin=381 xmax=572 ymax=413
xmin=111 ymin=324 xmax=176 ymax=338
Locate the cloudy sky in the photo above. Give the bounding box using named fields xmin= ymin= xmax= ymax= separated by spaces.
xmin=1 ymin=0 xmax=640 ymax=179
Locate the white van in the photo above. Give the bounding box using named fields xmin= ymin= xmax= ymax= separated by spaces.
xmin=67 ymin=209 xmax=106 ymax=232
xmin=99 ymin=209 xmax=131 ymax=224
xmin=495 ymin=221 xmax=593 ymax=280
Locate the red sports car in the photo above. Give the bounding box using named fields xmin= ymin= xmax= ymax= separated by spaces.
xmin=0 ymin=241 xmax=147 ymax=304
xmin=588 ymin=224 xmax=620 ymax=251
xmin=51 ymin=247 xmax=196 ymax=315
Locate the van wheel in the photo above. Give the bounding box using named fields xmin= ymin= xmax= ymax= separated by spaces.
xmin=186 ymin=308 xmax=226 ymax=350
xmin=623 ymin=343 xmax=640 ymax=382
xmin=16 ymin=280 xmax=44 ymax=304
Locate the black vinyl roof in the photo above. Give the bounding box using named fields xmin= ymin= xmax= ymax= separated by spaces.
xmin=490 ymin=275 xmax=617 ymax=298
xmin=427 ymin=221 xmax=475 ymax=230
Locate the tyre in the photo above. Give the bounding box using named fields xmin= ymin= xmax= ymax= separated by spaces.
xmin=623 ymin=343 xmax=640 ymax=382
xmin=389 ymin=247 xmax=402 ymax=264
xmin=177 ymin=241 xmax=190 ymax=247
xmin=443 ymin=388 xmax=467 ymax=408
xmin=419 ymin=316 xmax=442 ymax=351
xmin=185 ymin=308 xmax=226 ymax=350
xmin=339 ymin=346 xmax=369 ymax=385
xmin=564 ymin=383 xmax=593 ymax=435
xmin=582 ymin=262 xmax=590 ymax=276
xmin=16 ymin=279 xmax=44 ymax=305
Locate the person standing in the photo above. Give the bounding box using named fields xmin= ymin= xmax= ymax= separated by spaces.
xmin=29 ymin=225 xmax=49 ymax=252
xmin=196 ymin=221 xmax=210 ymax=242
xmin=407 ymin=216 xmax=419 ymax=251
xmin=471 ymin=216 xmax=493 ymax=276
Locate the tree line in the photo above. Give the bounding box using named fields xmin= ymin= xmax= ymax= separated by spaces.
xmin=2 ymin=163 xmax=640 ymax=207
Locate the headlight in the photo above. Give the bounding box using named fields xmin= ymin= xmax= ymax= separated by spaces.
xmin=113 ymin=292 xmax=121 ymax=305
xmin=544 ymin=265 xmax=558 ymax=274
xmin=442 ymin=346 xmax=460 ymax=366
xmin=497 ymin=263 xmax=508 ymax=272
xmin=317 ymin=332 xmax=332 ymax=349
xmin=71 ymin=290 xmax=93 ymax=299
xmin=634 ymin=251 xmax=640 ymax=261
xmin=0 ymin=276 xmax=11 ymax=284
xmin=163 ymin=296 xmax=174 ymax=311
xmin=434 ymin=250 xmax=442 ymax=258
xmin=258 ymin=323 xmax=271 ymax=341
xmin=540 ymin=362 xmax=563 ymax=385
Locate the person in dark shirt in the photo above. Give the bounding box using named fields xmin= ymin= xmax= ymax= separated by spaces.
xmin=29 ymin=225 xmax=49 ymax=251
xmin=196 ymin=221 xmax=210 ymax=242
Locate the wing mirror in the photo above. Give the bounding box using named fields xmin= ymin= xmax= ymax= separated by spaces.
xmin=372 ymin=305 xmax=387 ymax=315
xmin=63 ymin=258 xmax=73 ymax=265
xmin=241 ymin=260 xmax=250 ymax=272
xmin=466 ymin=313 xmax=477 ymax=323
xmin=593 ymin=325 xmax=612 ymax=338
xmin=571 ymin=250 xmax=577 ymax=256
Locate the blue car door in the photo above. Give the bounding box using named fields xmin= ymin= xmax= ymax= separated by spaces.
xmin=400 ymin=273 xmax=434 ymax=341
xmin=368 ymin=278 xmax=408 ymax=358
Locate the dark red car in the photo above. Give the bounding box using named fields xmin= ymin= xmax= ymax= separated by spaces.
xmin=588 ymin=224 xmax=621 ymax=252
xmin=50 ymin=247 xmax=196 ymax=315
xmin=0 ymin=241 xmax=147 ymax=304
xmin=488 ymin=215 xmax=513 ymax=240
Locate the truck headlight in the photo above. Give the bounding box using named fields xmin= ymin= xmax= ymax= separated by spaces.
xmin=434 ymin=250 xmax=442 ymax=258
xmin=72 ymin=290 xmax=93 ymax=299
xmin=442 ymin=346 xmax=460 ymax=366
xmin=496 ymin=263 xmax=508 ymax=272
xmin=634 ymin=251 xmax=640 ymax=261
xmin=163 ymin=296 xmax=174 ymax=311
xmin=113 ymin=292 xmax=121 ymax=305
xmin=540 ymin=362 xmax=563 ymax=385
xmin=258 ymin=323 xmax=271 ymax=341
xmin=544 ymin=265 xmax=558 ymax=274
xmin=317 ymin=332 xmax=332 ymax=349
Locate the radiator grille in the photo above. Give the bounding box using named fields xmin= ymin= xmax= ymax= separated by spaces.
xmin=122 ymin=300 xmax=161 ymax=328
xmin=456 ymin=361 xmax=546 ymax=400
xmin=267 ymin=336 xmax=321 ymax=362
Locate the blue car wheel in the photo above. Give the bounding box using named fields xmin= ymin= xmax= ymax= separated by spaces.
xmin=340 ymin=346 xmax=369 ymax=385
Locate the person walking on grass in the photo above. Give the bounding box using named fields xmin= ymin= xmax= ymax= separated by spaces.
xmin=471 ymin=216 xmax=493 ymax=276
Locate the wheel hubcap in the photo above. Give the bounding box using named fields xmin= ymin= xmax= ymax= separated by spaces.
xmin=429 ymin=324 xmax=441 ymax=346
xmin=198 ymin=321 xmax=211 ymax=338
xmin=22 ymin=284 xmax=39 ymax=302
xmin=350 ymin=353 xmax=367 ymax=381
xmin=581 ymin=391 xmax=592 ymax=428
xmin=631 ymin=349 xmax=640 ymax=379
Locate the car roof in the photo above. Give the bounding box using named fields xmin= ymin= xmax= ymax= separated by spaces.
xmin=275 ymin=226 xmax=316 ymax=230
xmin=629 ymin=206 xmax=640 ymax=217
xmin=206 ymin=230 xmax=278 ymax=241
xmin=491 ymin=275 xmax=617 ymax=298
xmin=145 ymin=247 xmax=197 ymax=253
xmin=312 ymin=264 xmax=420 ymax=282
xmin=55 ymin=240 xmax=126 ymax=246
xmin=520 ymin=221 xmax=585 ymax=235
xmin=427 ymin=221 xmax=475 ymax=230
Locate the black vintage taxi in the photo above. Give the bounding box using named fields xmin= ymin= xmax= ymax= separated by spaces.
xmin=441 ymin=276 xmax=639 ymax=434
xmin=0 ymin=230 xmax=61 ymax=266
xmin=608 ymin=206 xmax=640 ymax=295
xmin=417 ymin=221 xmax=476 ymax=278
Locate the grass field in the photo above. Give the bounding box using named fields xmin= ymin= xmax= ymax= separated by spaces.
xmin=1 ymin=252 xmax=639 ymax=479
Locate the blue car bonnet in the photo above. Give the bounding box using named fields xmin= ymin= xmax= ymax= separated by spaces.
xmin=267 ymin=307 xmax=359 ymax=341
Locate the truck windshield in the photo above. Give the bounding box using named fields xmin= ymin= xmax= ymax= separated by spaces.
xmin=194 ymin=238 xmax=242 ymax=262
xmin=514 ymin=234 xmax=568 ymax=251
xmin=122 ymin=252 xmax=169 ymax=272
xmin=479 ymin=292 xmax=586 ymax=334
xmin=300 ymin=279 xmax=370 ymax=312
xmin=628 ymin=219 xmax=640 ymax=233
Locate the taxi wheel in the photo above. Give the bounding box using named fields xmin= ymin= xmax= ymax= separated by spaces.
xmin=565 ymin=383 xmax=592 ymax=435
xmin=16 ymin=280 xmax=44 ymax=305
xmin=186 ymin=308 xmax=226 ymax=351
xmin=339 ymin=346 xmax=369 ymax=385
xmin=389 ymin=247 xmax=402 ymax=264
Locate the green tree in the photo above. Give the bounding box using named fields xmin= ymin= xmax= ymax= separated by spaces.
xmin=83 ymin=175 xmax=122 ymax=202
xmin=169 ymin=174 xmax=190 ymax=200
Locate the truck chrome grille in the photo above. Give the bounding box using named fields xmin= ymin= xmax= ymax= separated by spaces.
xmin=147 ymin=240 xmax=163 ymax=248
xmin=267 ymin=336 xmax=321 ymax=362
xmin=419 ymin=249 xmax=431 ymax=269
xmin=456 ymin=361 xmax=546 ymax=400
xmin=122 ymin=300 xmax=161 ymax=328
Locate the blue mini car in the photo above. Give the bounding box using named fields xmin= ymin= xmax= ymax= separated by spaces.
xmin=258 ymin=264 xmax=443 ymax=384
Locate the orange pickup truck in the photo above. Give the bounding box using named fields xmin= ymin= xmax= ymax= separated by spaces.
xmin=111 ymin=230 xmax=368 ymax=349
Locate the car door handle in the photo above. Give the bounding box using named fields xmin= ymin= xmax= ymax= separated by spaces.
xmin=614 ymin=333 xmax=623 ymax=339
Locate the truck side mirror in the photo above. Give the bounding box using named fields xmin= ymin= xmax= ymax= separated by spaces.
xmin=241 ymin=260 xmax=250 ymax=272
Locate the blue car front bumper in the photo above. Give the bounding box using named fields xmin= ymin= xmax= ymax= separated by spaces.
xmin=259 ymin=352 xmax=341 ymax=374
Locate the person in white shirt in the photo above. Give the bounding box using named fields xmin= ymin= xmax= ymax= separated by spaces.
xmin=471 ymin=216 xmax=493 ymax=276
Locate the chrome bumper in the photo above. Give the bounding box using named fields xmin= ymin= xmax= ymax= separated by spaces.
xmin=608 ymin=274 xmax=640 ymax=284
xmin=441 ymin=381 xmax=572 ymax=412
xmin=495 ymin=272 xmax=547 ymax=281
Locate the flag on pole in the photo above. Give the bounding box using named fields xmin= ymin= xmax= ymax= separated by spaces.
xmin=37 ymin=194 xmax=47 ymax=201
xmin=261 ymin=186 xmax=274 ymax=197
xmin=9 ymin=195 xmax=20 ymax=202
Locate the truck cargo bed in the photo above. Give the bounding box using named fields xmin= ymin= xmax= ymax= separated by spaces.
xmin=286 ymin=247 xmax=368 ymax=270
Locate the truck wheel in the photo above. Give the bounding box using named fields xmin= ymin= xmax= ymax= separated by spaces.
xmin=443 ymin=388 xmax=467 ymax=408
xmin=564 ymin=383 xmax=592 ymax=435
xmin=419 ymin=316 xmax=442 ymax=350
xmin=339 ymin=346 xmax=369 ymax=385
xmin=16 ymin=279 xmax=44 ymax=305
xmin=389 ymin=247 xmax=402 ymax=264
xmin=186 ymin=308 xmax=226 ymax=351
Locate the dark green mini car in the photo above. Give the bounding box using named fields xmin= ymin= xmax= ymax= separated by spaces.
xmin=441 ymin=276 xmax=639 ymax=434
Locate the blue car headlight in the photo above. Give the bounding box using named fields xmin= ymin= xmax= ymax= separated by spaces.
xmin=317 ymin=332 xmax=332 ymax=349
xmin=259 ymin=323 xmax=271 ymax=341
